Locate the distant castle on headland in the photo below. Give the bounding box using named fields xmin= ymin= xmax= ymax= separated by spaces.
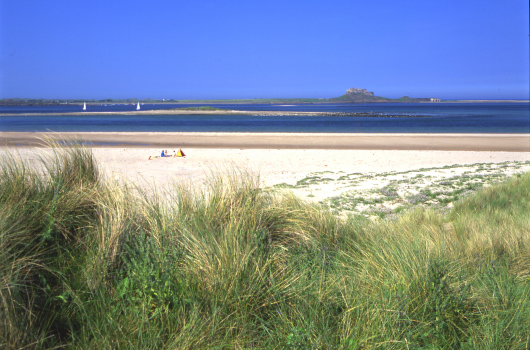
xmin=346 ymin=87 xmax=375 ymax=97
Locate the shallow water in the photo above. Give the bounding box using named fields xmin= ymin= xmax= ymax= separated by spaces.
xmin=1 ymin=102 xmax=528 ymax=133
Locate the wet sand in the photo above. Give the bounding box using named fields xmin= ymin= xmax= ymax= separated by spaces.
xmin=1 ymin=132 xmax=529 ymax=152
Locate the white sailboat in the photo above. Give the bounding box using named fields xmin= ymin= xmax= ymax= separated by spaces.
xmin=83 ymin=103 xmax=86 ymax=111
xmin=136 ymin=102 xmax=140 ymax=110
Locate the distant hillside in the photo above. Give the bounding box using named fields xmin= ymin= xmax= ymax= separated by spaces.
xmin=331 ymin=93 xmax=389 ymax=103
xmin=330 ymin=87 xmax=441 ymax=103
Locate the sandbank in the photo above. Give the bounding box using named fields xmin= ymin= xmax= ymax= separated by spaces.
xmin=0 ymin=110 xmax=417 ymax=117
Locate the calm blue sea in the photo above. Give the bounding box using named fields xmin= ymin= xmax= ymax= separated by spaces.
xmin=0 ymin=103 xmax=529 ymax=133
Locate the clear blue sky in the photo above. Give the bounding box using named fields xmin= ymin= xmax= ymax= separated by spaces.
xmin=1 ymin=0 xmax=529 ymax=100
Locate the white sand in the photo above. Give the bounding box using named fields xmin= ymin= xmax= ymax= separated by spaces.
xmin=6 ymin=148 xmax=529 ymax=189
xmin=87 ymin=148 xmax=530 ymax=189
xmin=4 ymin=147 xmax=530 ymax=217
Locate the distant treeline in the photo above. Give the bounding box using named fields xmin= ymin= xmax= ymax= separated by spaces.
xmin=0 ymin=97 xmax=332 ymax=105
xmin=0 ymin=98 xmax=180 ymax=106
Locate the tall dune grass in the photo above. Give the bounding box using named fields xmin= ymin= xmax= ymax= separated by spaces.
xmin=1 ymin=146 xmax=529 ymax=349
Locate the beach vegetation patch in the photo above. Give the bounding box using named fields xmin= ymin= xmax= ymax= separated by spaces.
xmin=296 ymin=161 xmax=530 ymax=217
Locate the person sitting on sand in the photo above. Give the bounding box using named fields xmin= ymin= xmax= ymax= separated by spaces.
xmin=148 ymin=156 xmax=152 ymax=160
xmin=161 ymin=150 xmax=165 ymax=157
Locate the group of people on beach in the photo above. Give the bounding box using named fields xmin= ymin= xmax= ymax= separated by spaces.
xmin=148 ymin=149 xmax=185 ymax=160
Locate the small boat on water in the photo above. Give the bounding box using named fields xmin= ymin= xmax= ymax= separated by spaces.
xmin=136 ymin=102 xmax=140 ymax=110
xmin=83 ymin=103 xmax=86 ymax=111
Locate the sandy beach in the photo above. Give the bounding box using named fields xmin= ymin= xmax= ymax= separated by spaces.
xmin=91 ymin=148 xmax=530 ymax=188
xmin=3 ymin=132 xmax=529 ymax=196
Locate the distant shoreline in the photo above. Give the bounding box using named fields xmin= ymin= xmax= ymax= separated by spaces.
xmin=450 ymin=100 xmax=530 ymax=103
xmin=1 ymin=100 xmax=528 ymax=107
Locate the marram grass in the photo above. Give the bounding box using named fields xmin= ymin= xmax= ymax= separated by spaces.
xmin=1 ymin=146 xmax=529 ymax=349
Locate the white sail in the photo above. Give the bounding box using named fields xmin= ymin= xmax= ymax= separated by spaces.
xmin=136 ymin=102 xmax=140 ymax=110
xmin=83 ymin=103 xmax=86 ymax=110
